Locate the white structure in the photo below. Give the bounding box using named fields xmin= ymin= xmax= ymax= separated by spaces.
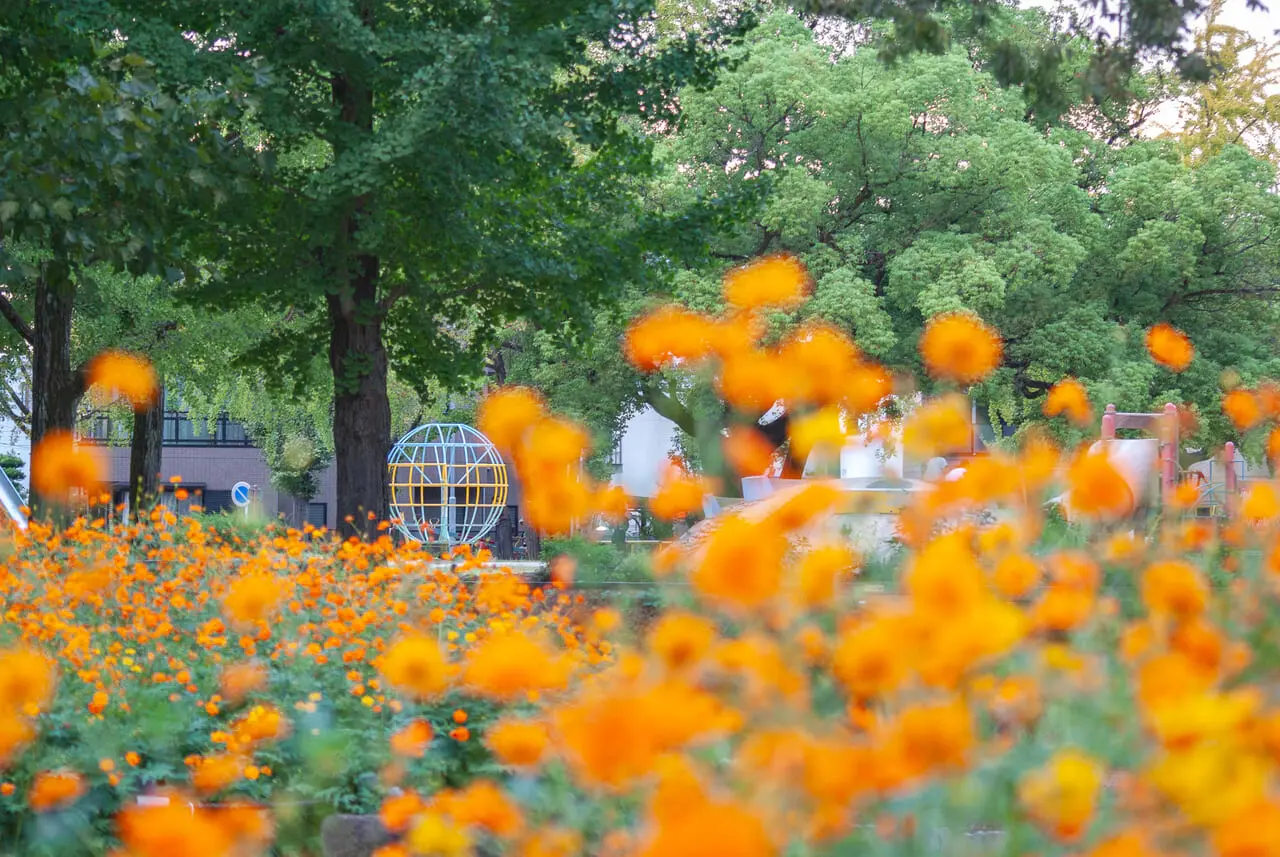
xmin=611 ymin=406 xmax=678 ymax=498
xmin=0 ymin=372 xmax=29 ymax=496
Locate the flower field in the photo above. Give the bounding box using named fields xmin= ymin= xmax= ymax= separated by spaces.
xmin=7 ymin=254 xmax=1280 ymax=857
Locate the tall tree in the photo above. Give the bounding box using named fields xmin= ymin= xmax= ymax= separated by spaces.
xmin=1174 ymin=0 xmax=1280 ymax=164
xmin=0 ymin=4 xmax=239 ymax=511
xmin=506 ymin=10 xmax=1280 ymax=480
xmin=108 ymin=0 xmax=742 ymax=532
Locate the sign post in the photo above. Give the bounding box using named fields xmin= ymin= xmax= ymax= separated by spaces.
xmin=231 ymin=481 xmax=252 ymax=519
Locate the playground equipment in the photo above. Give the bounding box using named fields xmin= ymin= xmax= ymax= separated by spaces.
xmin=0 ymin=466 xmax=26 ymax=531
xmin=387 ymin=423 xmax=508 ymax=546
xmin=1086 ymin=403 xmax=1256 ymax=517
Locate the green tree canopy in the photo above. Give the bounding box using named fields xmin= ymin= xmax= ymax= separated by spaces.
xmin=505 ymin=10 xmax=1280 ymax=485
xmin=96 ymin=0 xmax=746 ymax=530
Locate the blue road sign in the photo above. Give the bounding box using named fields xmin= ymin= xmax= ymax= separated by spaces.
xmin=231 ymin=481 xmax=252 ymax=508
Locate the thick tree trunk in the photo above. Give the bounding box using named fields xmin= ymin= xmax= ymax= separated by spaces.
xmin=329 ymin=292 xmax=391 ymax=536
xmin=129 ymin=382 xmax=163 ymax=518
xmin=327 ymin=47 xmax=388 ymax=539
xmin=30 ymin=268 xmax=85 ymax=515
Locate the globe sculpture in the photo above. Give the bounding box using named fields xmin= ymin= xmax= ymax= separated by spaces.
xmin=387 ymin=423 xmax=509 ymax=546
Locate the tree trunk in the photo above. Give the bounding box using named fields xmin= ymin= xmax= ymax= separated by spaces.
xmin=30 ymin=267 xmax=85 ymax=515
xmin=327 ymin=50 xmax=388 ymax=538
xmin=494 ymin=505 xmax=515 ymax=560
xmin=129 ymin=382 xmax=164 ymax=518
xmin=329 ymin=294 xmax=391 ymax=537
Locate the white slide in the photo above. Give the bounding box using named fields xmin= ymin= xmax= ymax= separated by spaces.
xmin=0 ymin=466 xmax=27 ymax=531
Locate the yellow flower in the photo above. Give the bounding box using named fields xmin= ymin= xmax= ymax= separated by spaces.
xmin=1018 ymin=749 xmax=1104 ymax=841
xmin=406 ymin=812 xmax=472 ymax=857
xmin=380 ymin=636 xmax=449 ymax=700
xmin=901 ymin=395 xmax=973 ymax=458
xmin=788 ymin=406 xmax=846 ymax=462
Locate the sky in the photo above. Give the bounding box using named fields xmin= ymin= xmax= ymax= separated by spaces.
xmin=1014 ymin=0 xmax=1280 ymax=133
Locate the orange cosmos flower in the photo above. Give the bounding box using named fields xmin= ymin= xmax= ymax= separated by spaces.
xmin=1146 ymin=323 xmax=1194 ymax=372
xmin=439 ymin=780 xmax=524 ymax=838
xmin=723 ymin=425 xmax=777 ymax=477
xmin=390 ymin=720 xmax=433 ymax=758
xmin=87 ymin=349 xmax=158 ymax=411
xmin=691 ymin=515 xmax=788 ymax=611
xmin=992 ymin=553 xmax=1041 ymax=600
xmin=477 ymin=387 xmax=545 ymax=452
xmin=717 ymin=349 xmax=789 ymax=414
xmin=380 ymin=636 xmax=449 ymax=700
xmin=117 ymin=800 xmax=234 ymax=857
xmin=0 ymin=647 xmax=55 ymax=712
xmin=192 ymin=753 xmax=244 ymax=795
xmin=918 ymin=313 xmax=1002 ymax=385
xmin=380 ymin=790 xmax=426 ymax=833
xmin=624 ymin=306 xmax=717 ymax=371
xmin=722 ymin=254 xmax=810 ymax=311
xmin=486 ymin=719 xmax=551 ymax=767
xmin=223 ymin=574 xmax=284 ymax=628
xmin=1043 ymin=379 xmax=1092 ymax=426
xmin=1031 ymin=584 xmax=1095 ymax=632
xmin=1018 ymin=749 xmax=1104 ymax=841
xmin=521 ymin=828 xmax=583 ymax=857
xmin=638 ymin=798 xmax=775 ymax=857
xmin=1243 ymin=482 xmax=1280 ymax=523
xmin=0 ymin=717 xmax=35 ymax=768
xmin=649 ymin=460 xmax=710 ymax=521
xmin=777 ymin=322 xmax=861 ymax=404
xmin=843 ymin=362 xmax=893 ymax=416
xmin=902 ymin=395 xmax=973 ymax=458
xmin=28 ymin=770 xmax=85 ymax=812
xmin=1141 ymin=560 xmax=1207 ymax=619
xmin=647 ymin=611 xmax=717 ymax=671
xmin=218 ymin=662 xmax=267 ymax=705
xmin=462 ymin=632 xmax=569 ymax=700
xmin=1213 ymin=801 xmax=1280 ymax=857
xmin=1223 ymin=389 xmax=1263 ymax=432
xmin=30 ymin=430 xmax=103 ymax=500
xmin=1066 ymin=449 xmax=1134 ymax=519
xmin=594 ymin=484 xmax=629 ymax=524
xmin=795 ymin=544 xmax=857 ymax=608
xmin=788 ymin=406 xmax=846 ymax=461
xmin=832 ymin=616 xmax=910 ymax=699
xmin=880 ymin=697 xmax=975 ymax=781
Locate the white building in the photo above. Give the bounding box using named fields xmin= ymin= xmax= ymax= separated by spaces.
xmin=610 ymin=406 xmax=678 ymax=498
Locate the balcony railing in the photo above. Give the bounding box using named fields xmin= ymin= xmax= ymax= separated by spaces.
xmin=80 ymin=410 xmax=253 ymax=448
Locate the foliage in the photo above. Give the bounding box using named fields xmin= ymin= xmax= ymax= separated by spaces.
xmin=0 ymin=514 xmax=590 ymax=854
xmin=1175 ymin=0 xmax=1280 ymax=164
xmin=0 ymin=454 xmax=25 ymax=497
xmin=507 ymin=10 xmax=1280 ymax=474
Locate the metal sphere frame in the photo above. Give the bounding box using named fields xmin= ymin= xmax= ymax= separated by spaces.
xmin=387 ymin=423 xmax=509 ymax=546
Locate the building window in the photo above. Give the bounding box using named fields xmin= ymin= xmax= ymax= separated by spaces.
xmin=81 ymin=410 xmax=253 ymax=447
xmin=306 ymin=502 xmax=327 ymax=528
xmin=610 ymin=444 xmax=623 ymax=468
xmin=202 ymin=489 xmax=233 ymax=514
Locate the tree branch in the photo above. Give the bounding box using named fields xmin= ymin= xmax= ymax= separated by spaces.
xmin=1163 ymin=285 xmax=1280 ymax=310
xmin=0 ymin=293 xmax=33 ymax=345
xmin=641 ymin=378 xmax=697 ymax=437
